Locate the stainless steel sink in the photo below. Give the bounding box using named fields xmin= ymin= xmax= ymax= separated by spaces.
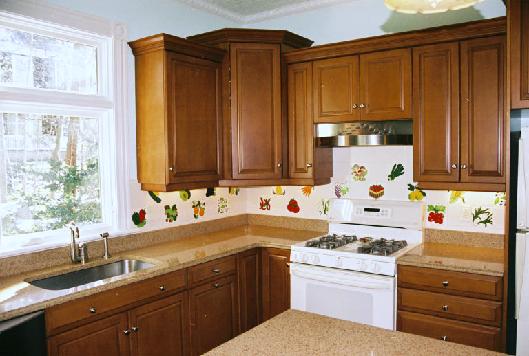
xmin=28 ymin=259 xmax=154 ymax=290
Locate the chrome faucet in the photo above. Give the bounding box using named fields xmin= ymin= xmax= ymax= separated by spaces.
xmin=100 ymin=232 xmax=111 ymax=259
xmin=69 ymin=223 xmax=81 ymax=263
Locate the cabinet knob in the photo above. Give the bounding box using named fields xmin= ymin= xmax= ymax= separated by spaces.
xmin=131 ymin=326 xmax=139 ymax=333
xmin=124 ymin=330 xmax=131 ymax=335
xmin=359 ymin=103 xmax=366 ymax=108
xmin=451 ymin=163 xmax=458 ymax=169
xmin=169 ymin=167 xmax=174 ymax=172
xmin=277 ymin=163 xmax=282 ymax=168
xmin=306 ymin=163 xmax=313 ymax=168
xmin=212 ymin=268 xmax=221 ymax=274
xmin=440 ymin=336 xmax=448 ymax=341
xmin=442 ymin=281 xmax=449 ymax=287
xmin=352 ymin=104 xmax=358 ymax=109
xmin=89 ymin=307 xmax=96 ymax=314
xmin=159 ymin=285 xmax=166 ymax=291
xmin=442 ymin=305 xmax=448 ymax=312
xmin=213 ymin=283 xmax=220 ymax=288
xmin=461 ymin=164 xmax=467 ymax=169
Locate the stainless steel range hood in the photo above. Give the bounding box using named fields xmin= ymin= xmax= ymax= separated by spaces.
xmin=315 ymin=121 xmax=412 ymax=147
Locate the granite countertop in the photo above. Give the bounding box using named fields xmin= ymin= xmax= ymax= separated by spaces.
xmin=0 ymin=225 xmax=320 ymax=322
xmin=206 ymin=309 xmax=502 ymax=356
xmin=397 ymin=242 xmax=504 ymax=276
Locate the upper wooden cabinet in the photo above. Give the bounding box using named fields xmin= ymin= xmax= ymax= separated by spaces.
xmin=288 ymin=62 xmax=333 ymax=184
xmin=359 ymin=48 xmax=412 ymax=120
xmin=313 ymin=48 xmax=412 ymax=122
xmin=414 ymin=36 xmax=506 ymax=191
xmin=510 ymin=0 xmax=529 ymax=109
xmin=129 ymin=34 xmax=224 ymax=191
xmin=413 ymin=42 xmax=460 ymax=184
xmin=188 ymin=29 xmax=313 ymax=186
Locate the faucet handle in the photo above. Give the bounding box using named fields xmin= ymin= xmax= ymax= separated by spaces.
xmin=79 ymin=243 xmax=89 ymax=264
xmin=100 ymin=232 xmax=109 ymax=239
xmin=101 ymin=232 xmax=111 ymax=259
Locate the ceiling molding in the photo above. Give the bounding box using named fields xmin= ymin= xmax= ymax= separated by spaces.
xmin=177 ymin=0 xmax=356 ymax=24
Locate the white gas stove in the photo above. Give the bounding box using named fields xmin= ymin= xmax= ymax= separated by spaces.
xmin=290 ymin=199 xmax=423 ymax=330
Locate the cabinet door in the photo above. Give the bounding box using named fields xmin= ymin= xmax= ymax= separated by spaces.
xmin=48 ymin=313 xmax=129 ymax=356
xmin=288 ymin=62 xmax=314 ymax=179
xmin=189 ymin=275 xmax=239 ymax=355
xmin=510 ymin=0 xmax=529 ymax=109
xmin=313 ymin=56 xmax=360 ymax=123
xmin=167 ymin=53 xmax=221 ymax=186
xmin=460 ymin=36 xmax=506 ymax=184
xmin=230 ymin=43 xmax=282 ymax=179
xmin=261 ymin=248 xmax=291 ymax=321
xmin=412 ymin=43 xmax=460 ymax=183
xmin=129 ymin=292 xmax=188 ymax=356
xmin=359 ymin=48 xmax=412 ymax=120
xmin=238 ymin=248 xmax=260 ymax=332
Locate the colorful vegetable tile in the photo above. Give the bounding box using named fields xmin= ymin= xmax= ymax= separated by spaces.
xmin=352 ymin=164 xmax=368 ymax=181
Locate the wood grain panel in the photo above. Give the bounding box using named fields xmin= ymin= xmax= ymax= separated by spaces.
xmin=261 ymin=248 xmax=290 ymax=321
xmin=238 ymin=248 xmax=260 ymax=332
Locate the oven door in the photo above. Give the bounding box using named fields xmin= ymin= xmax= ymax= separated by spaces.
xmin=290 ymin=263 xmax=396 ymax=330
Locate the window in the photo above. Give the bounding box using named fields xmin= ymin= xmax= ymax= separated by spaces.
xmin=0 ymin=4 xmax=128 ymax=256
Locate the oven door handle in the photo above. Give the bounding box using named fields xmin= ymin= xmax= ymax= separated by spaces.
xmin=290 ymin=265 xmax=393 ymax=290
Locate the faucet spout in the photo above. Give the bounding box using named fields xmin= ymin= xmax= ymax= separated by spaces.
xmin=69 ymin=223 xmax=81 ymax=263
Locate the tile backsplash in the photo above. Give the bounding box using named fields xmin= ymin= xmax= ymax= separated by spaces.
xmin=129 ymin=146 xmax=505 ymax=235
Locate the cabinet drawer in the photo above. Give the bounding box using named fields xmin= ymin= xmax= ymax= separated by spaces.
xmin=398 ymin=288 xmax=502 ymax=326
xmin=397 ymin=265 xmax=502 ymax=301
xmin=46 ymin=269 xmax=186 ymax=335
xmin=398 ymin=311 xmax=501 ymax=351
xmin=189 ymin=255 xmax=236 ymax=286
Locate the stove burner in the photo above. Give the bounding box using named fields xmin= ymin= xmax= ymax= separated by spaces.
xmin=360 ymin=238 xmax=408 ymax=256
xmin=304 ymin=234 xmax=357 ymax=249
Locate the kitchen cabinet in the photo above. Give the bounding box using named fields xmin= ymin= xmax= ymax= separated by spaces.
xmin=261 ymin=247 xmax=291 ymax=321
xmin=287 ymin=62 xmax=333 ymax=184
xmin=313 ymin=49 xmax=411 ymax=123
xmin=48 ymin=293 xmax=188 ymax=356
xmin=397 ymin=265 xmax=503 ymax=351
xmin=128 ymin=34 xmax=224 ymax=191
xmin=413 ymin=35 xmax=506 ymax=191
xmin=187 ymin=29 xmax=313 ymax=186
xmin=510 ymin=0 xmax=529 ymax=109
xmin=238 ymin=248 xmax=261 ymax=332
xmin=48 ymin=313 xmax=129 ymax=356
xmin=413 ymin=42 xmax=460 ymax=184
xmin=189 ymin=275 xmax=239 ymax=355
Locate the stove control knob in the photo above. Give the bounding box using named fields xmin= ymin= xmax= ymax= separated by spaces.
xmin=313 ymin=255 xmax=320 ymax=264
xmin=360 ymin=261 xmax=368 ymax=272
xmin=372 ymin=263 xmax=381 ymax=273
xmin=302 ymin=254 xmax=309 ymax=263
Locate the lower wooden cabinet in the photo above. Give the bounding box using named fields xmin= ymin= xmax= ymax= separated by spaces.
xmin=397 ymin=265 xmax=504 ymax=351
xmin=189 ymin=275 xmax=239 ymax=355
xmin=261 ymin=248 xmax=291 ymax=321
xmin=238 ymin=248 xmax=261 ymax=332
xmin=48 ymin=293 xmax=188 ymax=356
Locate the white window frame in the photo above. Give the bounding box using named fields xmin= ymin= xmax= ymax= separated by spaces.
xmin=0 ymin=0 xmax=129 ymax=256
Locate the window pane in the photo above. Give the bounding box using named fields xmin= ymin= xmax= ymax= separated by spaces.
xmin=0 ymin=113 xmax=102 ymax=238
xmin=0 ymin=26 xmax=98 ymax=94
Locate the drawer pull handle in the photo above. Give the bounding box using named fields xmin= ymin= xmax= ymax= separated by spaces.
xmin=442 ymin=281 xmax=449 ymax=287
xmin=159 ymin=285 xmax=166 ymax=291
xmin=213 ymin=283 xmax=220 ymax=288
xmin=124 ymin=329 xmax=131 ymax=335
xmin=212 ymin=268 xmax=221 ymax=274
xmin=131 ymin=326 xmax=139 ymax=332
xmin=89 ymin=307 xmax=96 ymax=314
xmin=442 ymin=305 xmax=448 ymax=312
xmin=440 ymin=336 xmax=448 ymax=341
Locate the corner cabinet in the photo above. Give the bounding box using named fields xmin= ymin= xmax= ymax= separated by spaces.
xmin=510 ymin=0 xmax=529 ymax=109
xmin=187 ymin=29 xmax=316 ymax=187
xmin=313 ymin=48 xmax=412 ymax=123
xmin=129 ymin=34 xmax=224 ymax=191
xmin=413 ymin=35 xmax=506 ymax=191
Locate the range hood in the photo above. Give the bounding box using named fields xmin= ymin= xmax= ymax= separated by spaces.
xmin=315 ymin=121 xmax=413 ymax=147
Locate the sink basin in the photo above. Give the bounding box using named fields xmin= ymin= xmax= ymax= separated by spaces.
xmin=28 ymin=259 xmax=154 ymax=290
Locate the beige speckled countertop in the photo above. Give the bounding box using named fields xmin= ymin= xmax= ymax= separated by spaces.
xmin=397 ymin=242 xmax=504 ymax=276
xmin=0 ymin=225 xmax=320 ymax=322
xmin=206 ymin=309 xmax=502 ymax=356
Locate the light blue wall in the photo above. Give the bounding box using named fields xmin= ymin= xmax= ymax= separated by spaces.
xmin=246 ymin=0 xmax=506 ymax=45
